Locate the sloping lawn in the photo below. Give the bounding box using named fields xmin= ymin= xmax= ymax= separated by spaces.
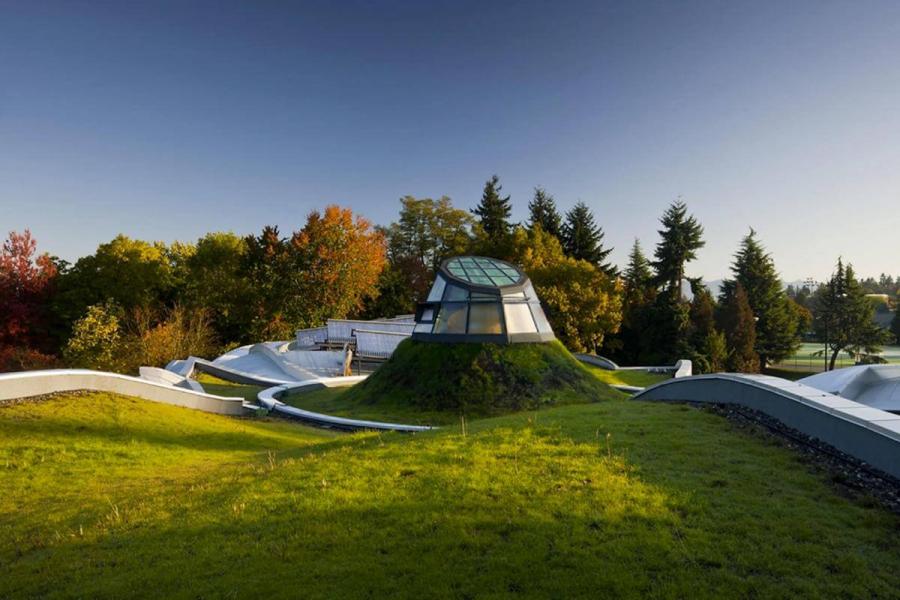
xmin=583 ymin=364 xmax=670 ymax=388
xmin=194 ymin=372 xmax=265 ymax=402
xmin=1 ymin=392 xmax=899 ymax=598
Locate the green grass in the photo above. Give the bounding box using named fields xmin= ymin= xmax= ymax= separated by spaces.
xmin=281 ymin=385 xmax=458 ymax=425
xmin=774 ymin=343 xmax=900 ymax=372
xmin=583 ymin=364 xmax=669 ymax=388
xmin=2 ymin=392 xmax=899 ymax=598
xmin=342 ymin=339 xmax=623 ymax=417
xmin=194 ymin=372 xmax=265 ymax=402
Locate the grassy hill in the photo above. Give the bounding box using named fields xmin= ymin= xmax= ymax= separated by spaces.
xmin=2 ymin=392 xmax=899 ymax=598
xmin=338 ymin=339 xmax=622 ymax=418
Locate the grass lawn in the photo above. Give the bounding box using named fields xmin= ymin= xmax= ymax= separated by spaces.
xmin=194 ymin=372 xmax=265 ymax=402
xmin=281 ymin=385 xmax=458 ymax=425
xmin=774 ymin=343 xmax=900 ymax=373
xmin=2 ymin=392 xmax=899 ymax=598
xmin=583 ymin=364 xmax=670 ymax=388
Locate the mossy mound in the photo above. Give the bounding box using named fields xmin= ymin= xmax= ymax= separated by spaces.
xmin=342 ymin=339 xmax=622 ymax=416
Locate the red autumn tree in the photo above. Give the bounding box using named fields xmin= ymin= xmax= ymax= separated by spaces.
xmin=0 ymin=230 xmax=59 ymax=369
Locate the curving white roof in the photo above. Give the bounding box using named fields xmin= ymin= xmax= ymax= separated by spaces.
xmin=799 ymin=365 xmax=900 ymax=412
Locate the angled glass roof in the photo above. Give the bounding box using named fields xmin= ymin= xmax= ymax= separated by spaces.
xmin=414 ymin=256 xmax=555 ymax=344
xmin=444 ymin=256 xmax=522 ymax=288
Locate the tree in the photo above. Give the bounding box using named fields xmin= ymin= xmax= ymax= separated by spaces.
xmin=52 ymin=235 xmax=177 ymax=338
xmin=719 ymin=229 xmax=800 ymax=368
xmin=717 ymin=282 xmax=759 ymax=373
xmin=0 ymin=230 xmax=58 ymax=353
xmin=63 ymin=302 xmax=123 ymax=371
xmin=891 ymin=304 xmax=900 ymax=344
xmin=527 ymin=187 xmax=563 ymax=241
xmin=561 ymin=201 xmax=614 ymax=274
xmin=651 ymin=200 xmax=705 ymax=300
xmin=813 ymin=259 xmax=890 ymax=370
xmin=604 ymin=239 xmax=655 ymax=364
xmin=511 ymin=227 xmax=623 ymax=353
xmin=182 ymin=232 xmax=256 ymax=344
xmin=386 ymin=196 xmax=473 ymax=274
xmin=472 ymin=175 xmax=512 ymax=242
xmin=284 ymin=205 xmax=386 ymax=329
xmin=622 ymin=239 xmax=653 ymax=296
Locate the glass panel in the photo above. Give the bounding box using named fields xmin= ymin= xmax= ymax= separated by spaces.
xmin=443 ymin=284 xmax=468 ymax=301
xmin=426 ymin=275 xmax=446 ymax=302
xmin=530 ymin=302 xmax=554 ymax=334
xmin=504 ymin=303 xmax=537 ymax=334
xmin=421 ymin=308 xmax=434 ymax=322
xmin=502 ymin=291 xmax=526 ymax=299
xmin=434 ymin=303 xmax=468 ymax=334
xmin=468 ymin=302 xmax=504 ymax=334
xmin=414 ymin=322 xmax=432 ymax=334
xmin=471 ymin=291 xmax=500 ymax=301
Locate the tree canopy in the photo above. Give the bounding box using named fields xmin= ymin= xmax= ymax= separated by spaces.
xmin=527 ymin=187 xmax=563 ymax=240
xmin=651 ymin=200 xmax=705 ymax=299
xmin=561 ymin=201 xmax=615 ymax=275
xmin=813 ymin=259 xmax=889 ymax=370
xmin=719 ymin=229 xmax=800 ymax=367
xmin=472 ymin=175 xmax=512 ymax=242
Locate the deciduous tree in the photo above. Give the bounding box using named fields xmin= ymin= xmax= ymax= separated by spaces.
xmin=0 ymin=230 xmax=58 ymax=352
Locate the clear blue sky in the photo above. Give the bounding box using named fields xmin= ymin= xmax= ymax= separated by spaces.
xmin=1 ymin=0 xmax=898 ymax=281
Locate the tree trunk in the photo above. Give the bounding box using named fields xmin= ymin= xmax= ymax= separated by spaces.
xmin=829 ymin=347 xmax=839 ymax=371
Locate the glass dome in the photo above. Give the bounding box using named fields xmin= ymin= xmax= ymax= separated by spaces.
xmin=412 ymin=256 xmax=555 ymax=344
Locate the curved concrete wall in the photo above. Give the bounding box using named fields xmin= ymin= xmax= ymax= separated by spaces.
xmin=635 ymin=374 xmax=900 ymax=479
xmin=257 ymin=376 xmax=433 ymax=432
xmin=0 ymin=369 xmax=247 ymax=416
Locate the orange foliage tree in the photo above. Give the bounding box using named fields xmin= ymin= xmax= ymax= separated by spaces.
xmin=284 ymin=205 xmax=386 ymax=329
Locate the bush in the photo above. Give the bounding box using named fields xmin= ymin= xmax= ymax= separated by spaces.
xmin=0 ymin=345 xmax=59 ymax=372
xmin=64 ymin=303 xmax=219 ymax=374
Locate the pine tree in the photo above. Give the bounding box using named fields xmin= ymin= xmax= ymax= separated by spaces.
xmin=472 ymin=175 xmax=512 ymax=241
xmin=891 ymin=303 xmax=900 ymax=344
xmin=623 ymin=239 xmax=652 ymax=295
xmin=606 ymin=239 xmax=655 ymax=364
xmin=651 ymin=200 xmax=705 ymax=300
xmin=527 ymin=187 xmax=563 ymax=240
xmin=813 ymin=259 xmax=889 ymax=370
xmin=718 ymin=282 xmax=759 ymax=373
xmin=719 ymin=229 xmax=800 ymax=368
xmin=561 ymin=201 xmax=615 ymax=275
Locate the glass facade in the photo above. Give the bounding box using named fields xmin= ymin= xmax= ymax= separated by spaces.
xmin=413 ymin=256 xmax=555 ymax=344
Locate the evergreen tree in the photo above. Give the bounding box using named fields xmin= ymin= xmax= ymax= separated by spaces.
xmin=472 ymin=175 xmax=512 ymax=241
xmin=891 ymin=303 xmax=900 ymax=344
xmin=813 ymin=259 xmax=889 ymax=370
xmin=606 ymin=239 xmax=655 ymax=364
xmin=623 ymin=239 xmax=652 ymax=295
xmin=561 ymin=201 xmax=615 ymax=275
xmin=718 ymin=282 xmax=759 ymax=373
xmin=527 ymin=187 xmax=563 ymax=240
xmin=719 ymin=229 xmax=800 ymax=368
xmin=651 ymin=200 xmax=705 ymax=300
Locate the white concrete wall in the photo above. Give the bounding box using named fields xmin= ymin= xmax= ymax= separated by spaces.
xmin=0 ymin=369 xmax=247 ymax=416
xmin=635 ymin=374 xmax=900 ymax=479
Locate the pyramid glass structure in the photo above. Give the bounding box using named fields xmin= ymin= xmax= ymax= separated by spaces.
xmin=413 ymin=256 xmax=556 ymax=344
